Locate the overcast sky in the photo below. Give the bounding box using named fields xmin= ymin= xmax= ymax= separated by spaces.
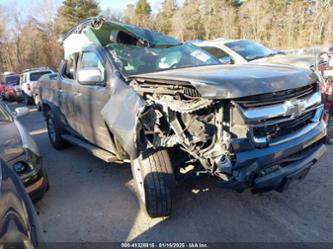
xmin=0 ymin=0 xmax=184 ymax=16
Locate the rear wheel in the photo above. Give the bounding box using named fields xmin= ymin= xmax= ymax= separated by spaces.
xmin=131 ymin=149 xmax=175 ymax=218
xmin=46 ymin=111 xmax=68 ymax=150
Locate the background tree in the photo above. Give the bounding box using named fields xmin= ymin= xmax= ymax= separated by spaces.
xmin=134 ymin=0 xmax=152 ymax=28
xmin=123 ymin=4 xmax=136 ymax=24
xmin=173 ymin=0 xmax=205 ymax=40
xmin=0 ymin=0 xmax=333 ymax=73
xmin=203 ymin=0 xmax=238 ymax=39
xmin=55 ymin=0 xmax=100 ymax=34
xmin=155 ymin=0 xmax=178 ymax=35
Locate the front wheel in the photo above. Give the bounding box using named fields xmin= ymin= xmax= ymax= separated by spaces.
xmin=131 ymin=149 xmax=175 ymax=218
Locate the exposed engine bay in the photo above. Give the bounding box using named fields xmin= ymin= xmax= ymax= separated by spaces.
xmin=131 ymin=79 xmax=229 ymax=175
xmin=128 ymin=77 xmax=325 ymax=186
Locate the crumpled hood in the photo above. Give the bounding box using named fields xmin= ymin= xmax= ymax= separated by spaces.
xmin=251 ymin=54 xmax=316 ymax=70
xmin=131 ymin=64 xmax=317 ymax=99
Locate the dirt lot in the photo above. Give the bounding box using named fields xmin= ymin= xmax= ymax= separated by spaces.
xmin=12 ymin=103 xmax=333 ymax=242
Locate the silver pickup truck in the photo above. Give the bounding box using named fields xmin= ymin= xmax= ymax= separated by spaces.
xmin=39 ymin=17 xmax=326 ymax=218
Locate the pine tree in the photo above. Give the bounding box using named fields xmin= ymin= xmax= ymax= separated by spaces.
xmin=135 ymin=0 xmax=152 ymax=16
xmin=134 ymin=0 xmax=152 ymax=28
xmin=55 ymin=0 xmax=100 ymax=34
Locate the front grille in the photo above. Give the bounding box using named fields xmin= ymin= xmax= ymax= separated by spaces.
xmin=237 ymin=83 xmax=316 ymax=108
xmin=252 ymin=110 xmax=316 ymax=141
xmin=235 ymin=82 xmax=322 ymax=147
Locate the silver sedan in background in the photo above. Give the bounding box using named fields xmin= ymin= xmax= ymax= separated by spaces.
xmin=0 ymin=102 xmax=49 ymax=201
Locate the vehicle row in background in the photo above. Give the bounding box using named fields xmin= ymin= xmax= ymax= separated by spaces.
xmin=0 ymin=68 xmax=54 ymax=106
xmin=0 ymin=72 xmax=22 ymax=102
xmin=21 ymin=67 xmax=54 ymax=106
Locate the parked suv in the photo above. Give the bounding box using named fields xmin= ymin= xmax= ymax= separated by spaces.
xmin=21 ymin=67 xmax=54 ymax=105
xmin=41 ymin=17 xmax=326 ymax=218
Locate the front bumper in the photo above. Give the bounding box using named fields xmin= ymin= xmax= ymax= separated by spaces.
xmin=220 ymin=120 xmax=326 ymax=192
xmin=20 ymin=155 xmax=48 ymax=202
xmin=23 ymin=166 xmax=48 ymax=202
xmin=9 ymin=152 xmax=48 ymax=202
xmin=252 ymin=142 xmax=326 ymax=192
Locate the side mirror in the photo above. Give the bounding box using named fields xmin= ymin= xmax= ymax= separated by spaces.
xmin=15 ymin=107 xmax=29 ymax=118
xmin=78 ymin=68 xmax=104 ymax=85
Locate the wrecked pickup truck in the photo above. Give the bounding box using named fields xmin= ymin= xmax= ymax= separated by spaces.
xmin=40 ymin=17 xmax=326 ymax=218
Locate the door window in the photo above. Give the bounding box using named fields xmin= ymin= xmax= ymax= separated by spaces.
xmin=63 ymin=53 xmax=78 ymax=80
xmin=201 ymin=46 xmax=233 ymax=64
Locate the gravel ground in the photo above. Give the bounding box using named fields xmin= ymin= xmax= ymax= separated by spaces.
xmin=10 ymin=103 xmax=333 ymax=243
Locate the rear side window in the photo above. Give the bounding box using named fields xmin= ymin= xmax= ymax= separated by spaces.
xmin=201 ymin=46 xmax=232 ymax=64
xmin=29 ymin=71 xmax=52 ymax=81
xmin=4 ymin=75 xmax=20 ymax=85
xmin=63 ymin=53 xmax=79 ymax=80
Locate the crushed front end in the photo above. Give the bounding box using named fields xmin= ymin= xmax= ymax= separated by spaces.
xmin=131 ymin=78 xmax=326 ymax=192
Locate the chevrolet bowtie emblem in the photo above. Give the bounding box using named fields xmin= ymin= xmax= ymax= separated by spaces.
xmin=284 ymin=100 xmax=306 ymax=117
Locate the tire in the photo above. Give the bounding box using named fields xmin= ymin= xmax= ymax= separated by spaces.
xmin=131 ymin=149 xmax=175 ymax=218
xmin=46 ymin=111 xmax=68 ymax=150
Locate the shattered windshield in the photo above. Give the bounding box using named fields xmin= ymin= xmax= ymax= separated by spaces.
xmin=225 ymin=40 xmax=277 ymax=61
xmin=107 ymin=42 xmax=220 ymax=75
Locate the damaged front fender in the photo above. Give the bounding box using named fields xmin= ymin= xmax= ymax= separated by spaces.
xmin=101 ymin=78 xmax=147 ymax=159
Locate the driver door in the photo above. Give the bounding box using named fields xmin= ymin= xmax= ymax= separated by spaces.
xmin=74 ymin=49 xmax=114 ymax=151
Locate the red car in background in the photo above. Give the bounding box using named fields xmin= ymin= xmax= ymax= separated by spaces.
xmin=0 ymin=73 xmax=21 ymax=101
